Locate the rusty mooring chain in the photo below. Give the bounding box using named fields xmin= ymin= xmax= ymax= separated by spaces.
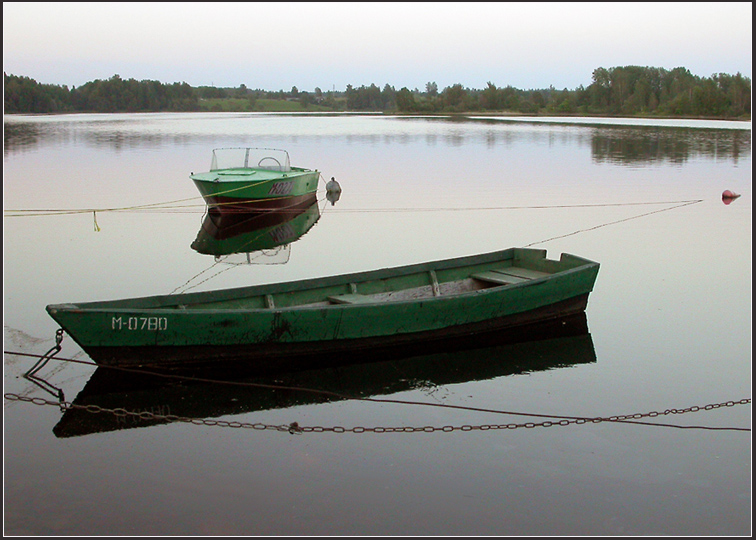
xmin=4 ymin=393 xmax=750 ymax=434
xmin=21 ymin=329 xmax=66 ymax=403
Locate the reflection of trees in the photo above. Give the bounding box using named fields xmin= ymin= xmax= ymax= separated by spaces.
xmin=3 ymin=119 xmax=219 ymax=153
xmin=3 ymin=122 xmax=41 ymax=154
xmin=5 ymin=116 xmax=751 ymax=167
xmin=410 ymin=117 xmax=751 ymax=166
xmin=591 ymin=127 xmax=751 ymax=165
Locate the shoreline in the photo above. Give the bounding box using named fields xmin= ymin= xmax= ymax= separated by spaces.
xmin=4 ymin=110 xmax=751 ymax=122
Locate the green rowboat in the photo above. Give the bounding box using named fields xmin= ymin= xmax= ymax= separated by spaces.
xmin=46 ymin=248 xmax=600 ymax=368
xmin=190 ymin=148 xmax=320 ymax=213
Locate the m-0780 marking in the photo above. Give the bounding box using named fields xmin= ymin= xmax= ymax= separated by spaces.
xmin=268 ymin=181 xmax=294 ymax=195
xmin=112 ymin=316 xmax=168 ymax=331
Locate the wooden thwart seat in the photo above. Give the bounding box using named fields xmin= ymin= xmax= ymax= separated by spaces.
xmin=471 ymin=271 xmax=526 ymax=285
xmin=497 ymin=266 xmax=550 ymax=279
xmin=472 ymin=266 xmax=550 ymax=286
xmin=327 ymin=293 xmax=375 ymax=305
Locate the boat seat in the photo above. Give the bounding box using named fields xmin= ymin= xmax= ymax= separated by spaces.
xmin=471 ymin=271 xmax=528 ymax=285
xmin=472 ymin=266 xmax=551 ymax=286
xmin=496 ymin=266 xmax=550 ymax=279
xmin=327 ymin=293 xmax=375 ymax=305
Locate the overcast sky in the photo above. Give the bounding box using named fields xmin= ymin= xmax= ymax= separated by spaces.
xmin=3 ymin=2 xmax=752 ymax=92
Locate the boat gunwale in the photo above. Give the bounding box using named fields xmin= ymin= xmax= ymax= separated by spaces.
xmin=190 ymin=166 xmax=317 ymax=182
xmin=46 ymin=278 xmax=542 ymax=314
xmin=46 ymin=249 xmax=599 ymax=314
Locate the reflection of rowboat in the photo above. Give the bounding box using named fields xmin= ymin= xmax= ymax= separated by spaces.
xmin=52 ymin=313 xmax=596 ymax=438
xmin=190 ymin=148 xmax=320 ymax=214
xmin=46 ymin=248 xmax=599 ymax=369
xmin=191 ymin=194 xmax=320 ymax=257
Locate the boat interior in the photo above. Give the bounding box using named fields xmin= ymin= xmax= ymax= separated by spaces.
xmin=63 ymin=249 xmax=592 ymax=312
xmin=176 ymin=256 xmax=560 ymax=310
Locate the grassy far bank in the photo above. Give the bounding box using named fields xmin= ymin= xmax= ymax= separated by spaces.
xmin=6 ymin=94 xmax=750 ymax=121
xmin=196 ymin=96 xmax=749 ymax=122
xmin=5 ymin=66 xmax=751 ymax=120
xmin=198 ymin=97 xmax=335 ymax=113
xmin=196 ymin=91 xmax=751 ymax=121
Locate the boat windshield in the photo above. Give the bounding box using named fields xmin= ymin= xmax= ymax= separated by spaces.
xmin=210 ymin=148 xmax=292 ymax=172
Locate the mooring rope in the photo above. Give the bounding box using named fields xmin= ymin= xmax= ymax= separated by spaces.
xmin=3 ymin=199 xmax=706 ymax=217
xmin=3 ymin=350 xmax=751 ymax=434
xmin=1 ymin=192 xmax=737 ymax=433
xmin=3 ymin=174 xmax=306 ymax=217
xmin=318 ymin=199 xmax=705 ymax=213
xmin=20 ymin=329 xmax=66 ymax=402
xmin=522 ymin=199 xmax=703 ymax=247
xmin=170 ymin=196 xmax=702 ymax=294
xmin=174 ymin=193 xmax=705 ymax=292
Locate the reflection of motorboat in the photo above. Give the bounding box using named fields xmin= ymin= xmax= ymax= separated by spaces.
xmin=46 ymin=248 xmax=599 ymax=369
xmin=190 ymin=148 xmax=320 ymax=214
xmin=52 ymin=313 xmax=596 ymax=438
xmin=191 ymin=194 xmax=321 ymax=258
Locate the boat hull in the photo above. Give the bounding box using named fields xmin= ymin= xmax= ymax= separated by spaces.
xmin=46 ymin=248 xmax=600 ymax=369
xmin=191 ymin=168 xmax=319 ymax=214
xmin=80 ymin=295 xmax=590 ymax=369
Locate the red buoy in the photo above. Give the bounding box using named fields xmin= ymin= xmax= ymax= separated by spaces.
xmin=722 ymin=190 xmax=741 ymax=205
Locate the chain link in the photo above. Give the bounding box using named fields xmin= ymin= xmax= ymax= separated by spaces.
xmin=21 ymin=329 xmax=66 ymax=401
xmin=4 ymin=393 xmax=750 ymax=434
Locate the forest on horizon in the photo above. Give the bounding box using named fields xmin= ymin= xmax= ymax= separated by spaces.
xmin=3 ymin=66 xmax=751 ymax=120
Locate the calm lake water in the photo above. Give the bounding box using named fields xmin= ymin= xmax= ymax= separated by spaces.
xmin=3 ymin=113 xmax=751 ymax=535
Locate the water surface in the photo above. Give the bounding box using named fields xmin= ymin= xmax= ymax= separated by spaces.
xmin=3 ymin=113 xmax=751 ymax=535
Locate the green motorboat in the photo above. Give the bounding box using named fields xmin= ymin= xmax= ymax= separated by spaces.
xmin=190 ymin=147 xmax=320 ymax=214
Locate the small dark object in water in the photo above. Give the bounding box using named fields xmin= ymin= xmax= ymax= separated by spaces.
xmin=722 ymin=190 xmax=741 ymax=205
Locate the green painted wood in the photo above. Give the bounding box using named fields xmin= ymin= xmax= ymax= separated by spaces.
xmin=46 ymin=248 xmax=600 ymax=366
xmin=495 ymin=266 xmax=550 ymax=279
xmin=327 ymin=294 xmax=374 ymax=304
xmin=191 ymin=168 xmax=319 ymax=201
xmin=471 ymin=271 xmax=526 ymax=285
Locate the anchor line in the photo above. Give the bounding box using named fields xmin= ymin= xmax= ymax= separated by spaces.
xmin=21 ymin=329 xmax=66 ymax=403
xmin=522 ymin=199 xmax=703 ymax=247
xmin=3 ymin=174 xmax=321 ymax=217
xmin=318 ymin=199 xmax=705 ymax=213
xmin=171 ymin=197 xmax=703 ymax=293
xmin=3 ymin=349 xmax=751 ymax=433
xmin=4 ymin=188 xmax=703 ymax=217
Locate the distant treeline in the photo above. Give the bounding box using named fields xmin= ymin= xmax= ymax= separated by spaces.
xmin=4 ymin=73 xmax=197 ymax=114
xmin=4 ymin=66 xmax=751 ymax=119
